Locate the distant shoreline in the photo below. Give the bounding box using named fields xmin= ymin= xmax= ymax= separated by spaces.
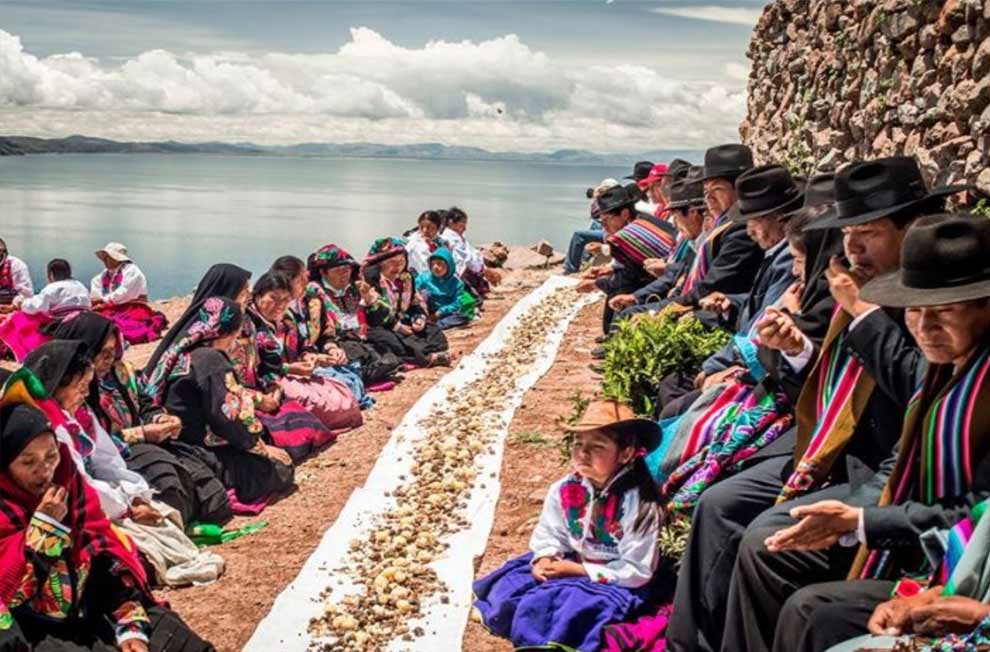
xmin=0 ymin=134 xmax=701 ymax=167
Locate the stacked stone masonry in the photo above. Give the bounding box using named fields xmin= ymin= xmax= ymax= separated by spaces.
xmin=741 ymin=0 xmax=990 ymax=192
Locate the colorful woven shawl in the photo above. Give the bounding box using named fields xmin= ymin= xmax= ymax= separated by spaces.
xmin=778 ymin=309 xmax=876 ymax=503
xmin=680 ymin=215 xmax=733 ymax=295
xmin=607 ymin=219 xmax=676 ymax=269
xmin=851 ymin=342 xmax=990 ymax=580
xmin=99 ymin=263 xmax=128 ymax=296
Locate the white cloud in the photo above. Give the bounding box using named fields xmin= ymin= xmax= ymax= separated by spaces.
xmin=650 ymin=5 xmax=763 ymax=27
xmin=0 ymin=27 xmax=746 ymax=152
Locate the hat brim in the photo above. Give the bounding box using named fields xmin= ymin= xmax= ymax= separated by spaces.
xmin=571 ymin=417 xmax=662 ymax=453
xmin=805 ymin=185 xmax=971 ymax=231
xmin=860 ymin=272 xmax=990 ymax=308
xmin=95 ymin=249 xmax=131 ymax=263
xmin=698 ymin=167 xmax=749 ymax=183
xmin=727 ymin=191 xmax=805 ymax=222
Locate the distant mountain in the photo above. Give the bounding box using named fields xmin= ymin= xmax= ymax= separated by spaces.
xmin=0 ymin=134 xmax=700 ymax=165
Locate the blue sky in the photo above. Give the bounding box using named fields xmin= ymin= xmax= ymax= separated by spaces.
xmin=0 ymin=1 xmax=766 ymax=151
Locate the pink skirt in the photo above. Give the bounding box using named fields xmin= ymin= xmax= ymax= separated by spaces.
xmin=278 ymin=376 xmax=363 ymax=433
xmin=95 ymin=302 xmax=168 ymax=344
xmin=258 ymin=398 xmax=337 ymax=463
xmin=0 ymin=311 xmax=53 ymax=361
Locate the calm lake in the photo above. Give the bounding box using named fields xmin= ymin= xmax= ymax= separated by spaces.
xmin=0 ymin=153 xmax=621 ymax=299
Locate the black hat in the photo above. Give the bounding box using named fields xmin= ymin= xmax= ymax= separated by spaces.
xmin=727 ymin=165 xmax=804 ymax=222
xmin=597 ymin=184 xmax=640 ymax=215
xmin=860 ymin=214 xmax=990 ymax=308
xmin=625 ymin=161 xmax=654 ymax=181
xmin=700 ymin=144 xmax=754 ymax=182
xmin=667 ymin=179 xmax=705 ymax=210
xmin=667 ymin=158 xmax=692 ymax=181
xmin=807 ymin=157 xmax=970 ymax=231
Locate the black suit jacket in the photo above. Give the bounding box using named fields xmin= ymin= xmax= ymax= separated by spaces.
xmin=669 ymin=222 xmax=765 ymax=308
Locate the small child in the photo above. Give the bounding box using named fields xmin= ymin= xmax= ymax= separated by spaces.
xmin=473 ymin=400 xmax=662 ymax=651
xmin=416 ymin=247 xmax=476 ymax=330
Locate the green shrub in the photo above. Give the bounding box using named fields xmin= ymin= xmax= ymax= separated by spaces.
xmin=602 ymin=312 xmax=731 ymax=417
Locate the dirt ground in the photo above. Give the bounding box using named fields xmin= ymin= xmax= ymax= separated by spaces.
xmin=4 ymin=265 xmax=604 ymax=651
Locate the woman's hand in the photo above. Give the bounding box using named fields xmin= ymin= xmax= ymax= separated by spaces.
xmin=356 ymin=281 xmax=378 ymax=305
xmin=412 ymin=316 xmax=427 ymax=333
xmin=781 ymin=282 xmax=804 ymax=313
xmin=119 ymin=639 xmax=149 ymax=652
xmin=37 ymin=485 xmax=68 ymax=522
xmin=910 ymin=596 xmax=990 ymax=636
xmin=141 ymin=418 xmax=181 ymax=444
xmin=257 ymin=391 xmax=281 ymax=413
xmin=130 ymin=501 xmax=163 ymax=526
xmin=323 ymin=346 xmax=348 ymax=366
xmin=532 ymin=556 xmax=555 ymax=582
xmin=541 ymin=560 xmax=587 ymax=580
xmin=287 ymin=360 xmax=315 ymax=378
xmin=265 ymin=444 xmax=293 ymax=467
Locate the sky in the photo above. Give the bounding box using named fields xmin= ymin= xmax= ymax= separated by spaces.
xmin=0 ymin=1 xmax=766 ymax=152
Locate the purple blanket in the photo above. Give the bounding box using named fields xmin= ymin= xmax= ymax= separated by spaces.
xmin=473 ymin=553 xmax=650 ymax=652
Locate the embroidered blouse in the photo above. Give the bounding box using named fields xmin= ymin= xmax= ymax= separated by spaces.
xmin=528 ymin=468 xmax=659 ymax=588
xmin=96 ymin=361 xmax=165 ymax=445
xmin=440 ymin=229 xmax=485 ymax=276
xmin=9 ymin=512 xmax=151 ymax=645
xmin=364 ymin=272 xmax=427 ymax=331
xmin=405 ymin=233 xmax=444 ymax=276
xmin=90 ymin=263 xmax=149 ymax=306
xmin=15 ymin=279 xmax=91 ymax=315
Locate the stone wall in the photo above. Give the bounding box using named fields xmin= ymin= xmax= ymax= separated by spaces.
xmin=741 ymin=0 xmax=990 ymax=192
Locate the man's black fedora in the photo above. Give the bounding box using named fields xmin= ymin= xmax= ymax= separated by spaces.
xmin=807 ymin=156 xmax=969 ymax=231
xmin=667 ymin=178 xmax=705 ymax=210
xmin=783 ymin=172 xmax=836 ymax=222
xmin=727 ymin=164 xmax=805 ymax=221
xmin=597 ymin=184 xmax=639 ymax=214
xmin=699 ymin=144 xmax=754 ymax=182
xmin=667 ymin=158 xmax=693 ymax=181
xmin=625 ymin=161 xmax=654 ymax=181
xmin=860 ymin=214 xmax=990 ymax=307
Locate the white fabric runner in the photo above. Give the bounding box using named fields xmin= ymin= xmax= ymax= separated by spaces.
xmin=244 ymin=275 xmax=598 ymax=652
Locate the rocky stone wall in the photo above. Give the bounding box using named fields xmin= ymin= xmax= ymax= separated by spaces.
xmin=741 ymin=0 xmax=990 ymax=192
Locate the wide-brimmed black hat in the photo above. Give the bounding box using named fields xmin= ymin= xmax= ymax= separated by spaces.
xmin=699 ymin=144 xmax=754 ymax=182
xmin=807 ymin=157 xmax=969 ymax=230
xmin=667 ymin=158 xmax=692 ymax=181
xmin=597 ymin=184 xmax=640 ymax=214
xmin=860 ymin=214 xmax=990 ymax=307
xmin=727 ymin=164 xmax=805 ymax=222
xmin=787 ymin=172 xmax=836 ymax=219
xmin=625 ymin=160 xmax=654 ymax=181
xmin=667 ymin=179 xmax=705 ymax=210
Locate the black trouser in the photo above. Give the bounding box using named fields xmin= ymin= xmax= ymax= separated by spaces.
xmin=665 ymin=455 xmax=792 ymax=652
xmin=365 ymin=325 xmax=448 ymax=367
xmin=720 ymin=484 xmax=859 ymax=652
xmin=657 ymin=374 xmax=701 ymax=419
xmin=773 ymin=579 xmax=895 ymax=652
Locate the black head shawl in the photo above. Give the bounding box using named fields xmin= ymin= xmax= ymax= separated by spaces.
xmin=23 ymin=340 xmax=90 ymax=397
xmin=794 ymin=223 xmax=844 ymax=344
xmin=0 ymin=404 xmax=52 ymax=470
xmin=143 ymin=263 xmax=251 ymax=376
xmin=52 ymin=312 xmax=121 ymax=424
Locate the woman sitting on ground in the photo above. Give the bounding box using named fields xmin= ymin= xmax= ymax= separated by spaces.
xmin=0 ymin=259 xmax=91 ymax=362
xmin=23 ymin=341 xmax=224 ymax=588
xmin=90 ymin=243 xmax=167 ymax=345
xmin=305 ymin=244 xmax=401 ymax=385
xmin=0 ymin=378 xmax=214 ymax=652
xmin=142 ymin=296 xmax=294 ymax=505
xmin=473 ymin=400 xmax=662 ymax=652
xmin=245 ymin=271 xmax=361 ymax=451
xmin=0 ymin=237 xmax=33 ymax=313
xmin=404 ymin=210 xmax=447 ymax=275
xmin=416 ymin=248 xmax=476 ymax=330
xmin=441 ymin=206 xmax=501 ymax=298
xmin=362 ymin=237 xmax=454 ymax=367
xmin=53 ymin=311 xmax=232 ymax=527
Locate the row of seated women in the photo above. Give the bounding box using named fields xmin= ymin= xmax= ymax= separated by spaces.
xmin=0 ymin=229 xmax=496 ymax=651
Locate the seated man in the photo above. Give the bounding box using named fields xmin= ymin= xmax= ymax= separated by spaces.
xmin=755 ymin=213 xmax=990 ymax=652
xmin=15 ymin=258 xmax=90 ymax=316
xmin=563 ymin=179 xmax=614 ymax=274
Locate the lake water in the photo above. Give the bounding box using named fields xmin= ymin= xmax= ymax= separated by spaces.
xmin=0 ymin=153 xmax=620 ymax=299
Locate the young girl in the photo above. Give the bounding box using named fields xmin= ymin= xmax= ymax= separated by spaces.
xmin=473 ymin=400 xmax=662 ymax=652
xmin=404 ymin=210 xmax=446 ymax=275
xmin=416 ymin=248 xmax=476 ymax=330
xmin=440 ymin=206 xmax=501 ymax=297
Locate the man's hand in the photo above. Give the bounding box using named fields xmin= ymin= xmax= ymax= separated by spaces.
xmin=698 ymin=292 xmax=731 ymax=314
xmin=586 ymin=242 xmax=603 ymax=256
xmin=910 ymin=596 xmax=990 ymax=637
xmin=575 ymin=278 xmax=600 ymax=294
xmin=582 ymin=265 xmax=611 ymax=280
xmin=781 ymin=282 xmax=804 ymax=313
xmin=643 ymin=258 xmax=667 ymax=278
xmin=757 ymin=307 xmax=807 ymax=356
xmin=764 ymin=500 xmax=860 ymax=552
xmin=37 ymin=485 xmax=68 ymax=522
xmin=608 ymin=294 xmax=637 ymax=312
xmin=483 ymin=267 xmax=502 ymax=285
xmin=119 ymin=639 xmax=149 ymax=652
xmin=826 ymin=257 xmax=876 ymax=318
xmin=868 ymin=591 xmax=941 ymax=636
xmin=703 ymin=366 xmax=744 ymax=390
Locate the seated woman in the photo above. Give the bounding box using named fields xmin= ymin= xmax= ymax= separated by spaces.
xmin=90 ymin=243 xmax=167 ymax=345
xmin=23 ymin=341 xmax=224 ymax=588
xmin=362 ymin=237 xmax=454 ymax=367
xmin=405 ymin=210 xmax=446 ymax=275
xmin=305 ymin=244 xmax=401 ymax=385
xmin=142 ymin=296 xmax=294 ymax=505
xmin=0 ymin=237 xmax=33 ymax=312
xmin=245 ymin=271 xmax=361 ymax=449
xmin=473 ymin=400 xmax=662 ymax=652
xmin=416 ymin=248 xmax=476 ymax=330
xmin=0 ymin=380 xmax=214 ymax=652
xmin=0 ymin=259 xmax=90 ymax=362
xmin=53 ymin=311 xmax=232 ymax=527
xmin=826 ymin=500 xmax=990 ymax=652
xmin=440 ymin=207 xmax=501 ymax=298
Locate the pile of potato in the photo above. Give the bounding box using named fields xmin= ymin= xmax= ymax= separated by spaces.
xmin=308 ymin=287 xmax=580 ymax=652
